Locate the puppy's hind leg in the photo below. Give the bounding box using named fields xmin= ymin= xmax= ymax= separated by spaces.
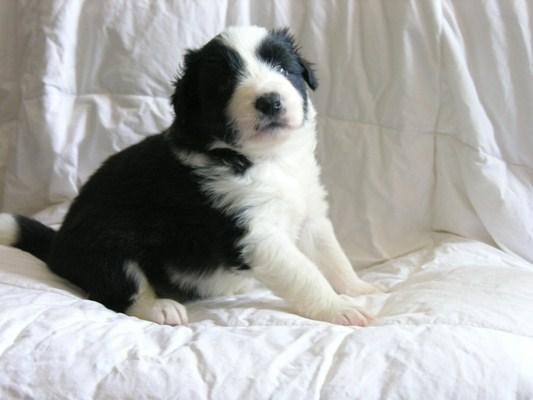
xmin=123 ymin=262 xmax=188 ymax=325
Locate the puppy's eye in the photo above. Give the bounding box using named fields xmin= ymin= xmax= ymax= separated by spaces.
xmin=275 ymin=65 xmax=288 ymax=76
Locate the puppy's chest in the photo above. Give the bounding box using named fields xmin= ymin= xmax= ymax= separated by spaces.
xmin=206 ymin=154 xmax=327 ymax=236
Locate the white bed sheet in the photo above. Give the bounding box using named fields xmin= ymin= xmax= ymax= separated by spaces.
xmin=1 ymin=234 xmax=532 ymax=399
xmin=1 ymin=1 xmax=533 ymax=398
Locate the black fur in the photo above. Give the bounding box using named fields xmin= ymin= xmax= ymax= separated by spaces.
xmin=170 ymin=38 xmax=245 ymax=151
xmin=207 ymin=148 xmax=252 ymax=175
xmin=8 ymin=27 xmax=313 ymax=315
xmin=47 ymin=134 xmax=250 ymax=310
xmin=13 ymin=215 xmax=56 ymax=261
xmin=257 ymin=27 xmax=318 ymax=115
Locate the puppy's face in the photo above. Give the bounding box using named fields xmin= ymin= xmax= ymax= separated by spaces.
xmin=172 ymin=26 xmax=317 ymax=153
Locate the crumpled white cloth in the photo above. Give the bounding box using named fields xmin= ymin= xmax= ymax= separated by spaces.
xmin=1 ymin=1 xmax=532 ymax=266
xmin=1 ymin=1 xmax=533 ymax=398
xmin=0 ymin=234 xmax=532 ymax=399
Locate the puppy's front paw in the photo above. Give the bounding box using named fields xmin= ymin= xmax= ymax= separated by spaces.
xmin=127 ymin=298 xmax=188 ymax=325
xmin=313 ymin=300 xmax=373 ymax=326
xmin=339 ymin=280 xmax=387 ymax=296
xmin=332 ymin=307 xmax=370 ymax=326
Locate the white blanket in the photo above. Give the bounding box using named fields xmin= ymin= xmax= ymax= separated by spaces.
xmin=1 ymin=235 xmax=532 ymax=399
xmin=1 ymin=1 xmax=533 ymax=398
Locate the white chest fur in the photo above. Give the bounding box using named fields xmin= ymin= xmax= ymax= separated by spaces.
xmin=244 ymin=149 xmax=326 ymax=238
xmin=202 ymin=132 xmax=328 ymax=243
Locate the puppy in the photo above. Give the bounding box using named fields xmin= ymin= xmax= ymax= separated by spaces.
xmin=0 ymin=26 xmax=381 ymax=326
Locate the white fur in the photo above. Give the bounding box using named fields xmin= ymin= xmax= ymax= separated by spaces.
xmin=0 ymin=213 xmax=18 ymax=246
xmin=174 ymin=148 xmax=211 ymax=169
xmin=227 ymin=136 xmax=375 ymax=324
xmin=181 ymin=26 xmax=382 ymax=325
xmin=297 ymin=217 xmax=385 ymax=296
xmin=168 ymin=268 xmax=257 ymax=298
xmin=222 ymin=27 xmax=305 ymax=156
xmin=124 ymin=262 xmax=188 ymax=325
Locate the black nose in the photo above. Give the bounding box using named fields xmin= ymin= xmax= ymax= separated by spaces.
xmin=254 ymin=92 xmax=282 ymax=116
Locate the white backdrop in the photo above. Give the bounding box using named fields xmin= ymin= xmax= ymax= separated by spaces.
xmin=1 ymin=0 xmax=532 ymax=268
xmin=2 ymin=2 xmax=533 ymax=399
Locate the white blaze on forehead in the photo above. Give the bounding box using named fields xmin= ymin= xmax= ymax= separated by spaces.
xmin=219 ymin=26 xmax=269 ymax=64
xmin=220 ymin=25 xmax=284 ymax=81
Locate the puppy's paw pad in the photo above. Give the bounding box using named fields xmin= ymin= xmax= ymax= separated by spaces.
xmin=331 ymin=307 xmax=370 ymax=326
xmin=313 ymin=302 xmax=372 ymax=326
xmin=152 ymin=299 xmax=188 ymax=325
xmin=128 ymin=298 xmax=188 ymax=325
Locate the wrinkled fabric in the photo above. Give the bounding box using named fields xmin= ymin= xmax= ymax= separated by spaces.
xmin=1 ymin=1 xmax=533 ymax=398
xmin=1 ymin=235 xmax=533 ymax=399
xmin=2 ymin=1 xmax=532 ymax=265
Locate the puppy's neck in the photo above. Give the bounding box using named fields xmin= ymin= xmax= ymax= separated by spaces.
xmin=168 ymin=104 xmax=317 ymax=171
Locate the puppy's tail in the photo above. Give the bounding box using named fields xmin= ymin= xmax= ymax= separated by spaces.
xmin=0 ymin=213 xmax=56 ymax=261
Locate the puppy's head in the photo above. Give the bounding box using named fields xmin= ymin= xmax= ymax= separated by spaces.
xmin=171 ymin=26 xmax=317 ymax=154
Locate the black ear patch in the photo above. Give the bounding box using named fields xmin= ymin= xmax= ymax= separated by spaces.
xmin=298 ymin=56 xmax=318 ymax=91
xmin=171 ymin=49 xmax=201 ymax=126
xmin=263 ymin=28 xmax=319 ymax=91
xmin=207 ymin=148 xmax=252 ymax=175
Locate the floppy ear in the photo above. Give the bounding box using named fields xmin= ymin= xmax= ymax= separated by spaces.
xmin=298 ymin=56 xmax=318 ymax=91
xmin=271 ymin=27 xmax=319 ymax=91
xmin=171 ymin=49 xmax=201 ymax=126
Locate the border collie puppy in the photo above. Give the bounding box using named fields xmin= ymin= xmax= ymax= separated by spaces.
xmin=0 ymin=26 xmax=382 ymax=326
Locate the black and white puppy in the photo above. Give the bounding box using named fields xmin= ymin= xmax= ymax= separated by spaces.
xmin=0 ymin=26 xmax=381 ymax=326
